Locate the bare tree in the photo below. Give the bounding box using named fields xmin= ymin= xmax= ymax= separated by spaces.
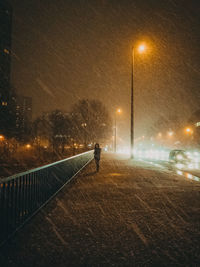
xmin=71 ymin=99 xmax=112 ymax=147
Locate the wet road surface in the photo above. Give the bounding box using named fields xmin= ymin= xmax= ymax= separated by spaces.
xmin=0 ymin=153 xmax=200 ymax=266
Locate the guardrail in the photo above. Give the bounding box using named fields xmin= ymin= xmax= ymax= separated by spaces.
xmin=0 ymin=150 xmax=93 ymax=246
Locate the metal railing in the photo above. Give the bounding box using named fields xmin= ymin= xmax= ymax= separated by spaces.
xmin=0 ymin=150 xmax=93 ymax=246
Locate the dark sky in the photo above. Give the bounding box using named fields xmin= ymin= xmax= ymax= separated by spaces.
xmin=9 ymin=0 xmax=200 ymax=142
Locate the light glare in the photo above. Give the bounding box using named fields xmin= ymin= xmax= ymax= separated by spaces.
xmin=138 ymin=44 xmax=146 ymax=53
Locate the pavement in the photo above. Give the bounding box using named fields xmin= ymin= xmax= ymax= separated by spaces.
xmin=0 ymin=153 xmax=200 ymax=267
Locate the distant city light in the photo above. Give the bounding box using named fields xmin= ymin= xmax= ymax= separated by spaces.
xmin=175 ymin=163 xmax=184 ymax=169
xmin=132 ymin=148 xmax=169 ymax=161
xmin=187 ymin=173 xmax=193 ymax=179
xmin=176 ymin=154 xmax=183 ymax=160
xmin=168 ymin=131 xmax=174 ymax=137
xmin=177 ymin=170 xmax=183 ymax=175
xmin=4 ymin=48 xmax=10 ymax=54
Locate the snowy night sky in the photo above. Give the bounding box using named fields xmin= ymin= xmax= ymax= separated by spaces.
xmin=9 ymin=0 xmax=200 ymax=141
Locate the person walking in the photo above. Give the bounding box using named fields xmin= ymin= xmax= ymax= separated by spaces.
xmin=94 ymin=143 xmax=101 ymax=172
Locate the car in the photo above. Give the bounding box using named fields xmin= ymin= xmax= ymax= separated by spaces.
xmin=169 ymin=149 xmax=191 ymax=164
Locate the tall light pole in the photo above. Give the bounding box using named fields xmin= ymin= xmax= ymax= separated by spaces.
xmin=114 ymin=108 xmax=121 ymax=153
xmin=130 ymin=43 xmax=147 ymax=159
xmin=130 ymin=47 xmax=134 ymax=158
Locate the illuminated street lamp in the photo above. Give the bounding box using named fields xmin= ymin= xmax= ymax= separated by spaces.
xmin=130 ymin=43 xmax=147 ymax=159
xmin=138 ymin=44 xmax=146 ymax=53
xmin=0 ymin=135 xmax=5 ymax=141
xmin=185 ymin=127 xmax=193 ymax=134
xmin=114 ymin=108 xmax=121 ymax=153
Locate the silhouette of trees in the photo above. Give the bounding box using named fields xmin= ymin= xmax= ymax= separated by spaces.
xmin=32 ymin=99 xmax=112 ymax=154
xmin=33 ymin=110 xmax=72 ymax=155
xmin=71 ymin=99 xmax=112 ymax=146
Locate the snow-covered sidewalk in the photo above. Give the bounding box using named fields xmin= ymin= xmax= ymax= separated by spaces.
xmin=0 ymin=153 xmax=200 ymax=266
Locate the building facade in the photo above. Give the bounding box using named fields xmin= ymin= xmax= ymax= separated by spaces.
xmin=0 ymin=1 xmax=13 ymax=136
xmin=16 ymin=95 xmax=32 ymax=141
xmin=0 ymin=0 xmax=12 ymax=104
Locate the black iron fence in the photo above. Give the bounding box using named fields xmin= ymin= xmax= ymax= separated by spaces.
xmin=0 ymin=150 xmax=93 ymax=246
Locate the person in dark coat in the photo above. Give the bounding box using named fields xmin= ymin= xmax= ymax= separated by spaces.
xmin=94 ymin=143 xmax=101 ymax=172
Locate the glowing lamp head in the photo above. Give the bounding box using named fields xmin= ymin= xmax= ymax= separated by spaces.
xmin=138 ymin=44 xmax=146 ymax=53
xmin=185 ymin=127 xmax=192 ymax=134
xmin=26 ymin=144 xmax=31 ymax=149
xmin=117 ymin=108 xmax=121 ymax=113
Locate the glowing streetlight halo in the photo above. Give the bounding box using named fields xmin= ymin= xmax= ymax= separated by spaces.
xmin=137 ymin=43 xmax=147 ymax=54
xmin=185 ymin=127 xmax=193 ymax=134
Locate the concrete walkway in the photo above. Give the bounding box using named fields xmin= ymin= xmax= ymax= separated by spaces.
xmin=0 ymin=154 xmax=200 ymax=266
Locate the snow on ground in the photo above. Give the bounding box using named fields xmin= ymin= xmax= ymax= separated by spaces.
xmin=0 ymin=153 xmax=199 ymax=266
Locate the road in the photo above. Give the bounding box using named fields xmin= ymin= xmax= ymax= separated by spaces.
xmin=142 ymin=158 xmax=200 ymax=182
xmin=0 ymin=153 xmax=199 ymax=266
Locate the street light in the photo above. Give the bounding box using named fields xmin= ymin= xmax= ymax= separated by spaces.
xmin=138 ymin=44 xmax=146 ymax=53
xmin=130 ymin=43 xmax=147 ymax=159
xmin=185 ymin=127 xmax=193 ymax=134
xmin=168 ymin=131 xmax=174 ymax=137
xmin=114 ymin=108 xmax=121 ymax=153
